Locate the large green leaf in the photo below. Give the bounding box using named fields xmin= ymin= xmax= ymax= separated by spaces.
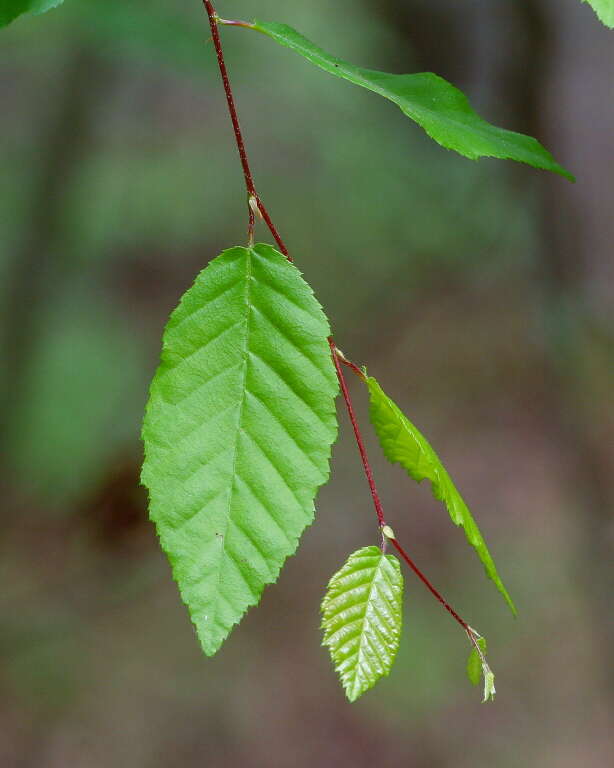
xmin=366 ymin=376 xmax=516 ymax=615
xmin=582 ymin=0 xmax=614 ymax=27
xmin=0 ymin=0 xmax=63 ymax=27
xmin=322 ymin=546 xmax=403 ymax=702
xmin=142 ymin=243 xmax=338 ymax=656
xmin=239 ymin=20 xmax=573 ymax=180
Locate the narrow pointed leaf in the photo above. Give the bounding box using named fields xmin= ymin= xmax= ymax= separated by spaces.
xmin=322 ymin=546 xmax=403 ymax=702
xmin=1 ymin=0 xmax=63 ymax=28
xmin=366 ymin=376 xmax=516 ymax=615
xmin=582 ymin=0 xmax=614 ymax=27
xmin=244 ymin=20 xmax=573 ymax=180
xmin=142 ymin=244 xmax=338 ymax=656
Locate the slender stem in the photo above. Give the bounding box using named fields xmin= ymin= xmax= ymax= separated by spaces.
xmin=256 ymin=199 xmax=291 ymax=260
xmin=329 ymin=339 xmax=481 ymax=651
xmin=203 ymin=1 xmax=255 ymax=196
xmin=202 ymin=2 xmax=480 ymax=656
xmin=202 ymin=2 xmax=290 ymax=252
xmin=215 ymin=18 xmax=255 ymax=30
xmin=388 ymin=537 xmax=470 ymax=633
xmin=334 ymin=346 xmax=367 ymax=381
xmin=329 ymin=337 xmax=386 ymax=529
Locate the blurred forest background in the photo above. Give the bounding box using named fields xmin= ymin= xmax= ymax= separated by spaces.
xmin=1 ymin=0 xmax=613 ymax=766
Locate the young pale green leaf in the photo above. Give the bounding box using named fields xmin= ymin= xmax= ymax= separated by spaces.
xmin=582 ymin=0 xmax=614 ymax=27
xmin=366 ymin=376 xmax=516 ymax=615
xmin=322 ymin=546 xmax=403 ymax=702
xmin=466 ymin=636 xmax=487 ymax=686
xmin=142 ymin=244 xmax=338 ymax=656
xmin=245 ymin=20 xmax=573 ymax=181
xmin=483 ymin=669 xmax=496 ymax=702
xmin=0 ymin=0 xmax=63 ymax=28
xmin=466 ymin=633 xmax=496 ymax=702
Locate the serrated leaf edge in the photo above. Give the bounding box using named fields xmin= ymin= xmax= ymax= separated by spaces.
xmin=322 ymin=547 xmax=403 ymax=702
xmin=142 ymin=244 xmax=339 ymax=656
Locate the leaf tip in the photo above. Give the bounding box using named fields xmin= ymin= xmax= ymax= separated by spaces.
xmin=503 ymin=590 xmax=518 ymax=618
xmin=556 ymin=164 xmax=576 ymax=183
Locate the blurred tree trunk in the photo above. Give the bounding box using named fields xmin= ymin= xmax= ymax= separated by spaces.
xmin=375 ymin=0 xmax=613 ymax=687
xmin=517 ymin=0 xmax=614 ymax=687
xmin=0 ymin=48 xmax=112 ymax=469
xmin=0 ymin=46 xmax=115 ymax=763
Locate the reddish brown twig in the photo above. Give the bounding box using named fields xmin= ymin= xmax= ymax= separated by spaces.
xmin=329 ymin=337 xmax=385 ymax=529
xmin=201 ymin=1 xmax=480 ymax=656
xmin=202 ymin=2 xmax=289 ymax=254
xmin=328 ymin=339 xmax=483 ymax=653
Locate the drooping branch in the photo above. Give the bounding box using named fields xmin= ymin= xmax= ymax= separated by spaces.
xmin=329 ymin=340 xmax=483 ymax=654
xmin=201 ymin=0 xmax=481 ymax=656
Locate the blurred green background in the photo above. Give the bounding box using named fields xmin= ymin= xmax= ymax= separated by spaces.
xmin=1 ymin=0 xmax=613 ymax=765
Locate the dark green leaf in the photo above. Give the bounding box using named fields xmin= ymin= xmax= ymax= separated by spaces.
xmin=142 ymin=244 xmax=338 ymax=655
xmin=0 ymin=0 xmax=63 ymax=28
xmin=322 ymin=546 xmax=403 ymax=702
xmin=244 ymin=20 xmax=573 ymax=180
xmin=366 ymin=376 xmax=516 ymax=615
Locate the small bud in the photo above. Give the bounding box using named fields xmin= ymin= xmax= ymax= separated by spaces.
xmin=249 ymin=195 xmax=263 ymax=219
xmin=381 ymin=525 xmax=395 ymax=540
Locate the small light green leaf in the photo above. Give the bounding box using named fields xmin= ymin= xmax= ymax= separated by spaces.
xmin=582 ymin=0 xmax=614 ymax=28
xmin=246 ymin=20 xmax=573 ymax=180
xmin=366 ymin=376 xmax=516 ymax=615
xmin=466 ymin=636 xmax=487 ymax=686
xmin=142 ymin=244 xmax=338 ymax=656
xmin=483 ymin=669 xmax=496 ymax=702
xmin=322 ymin=546 xmax=403 ymax=702
xmin=0 ymin=0 xmax=63 ymax=28
xmin=466 ymin=633 xmax=496 ymax=702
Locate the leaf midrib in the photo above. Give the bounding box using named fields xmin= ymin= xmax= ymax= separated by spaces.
xmin=349 ymin=553 xmax=383 ymax=700
xmin=210 ymin=248 xmax=254 ymax=629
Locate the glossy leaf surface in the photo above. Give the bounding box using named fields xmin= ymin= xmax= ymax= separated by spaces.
xmin=322 ymin=546 xmax=403 ymax=702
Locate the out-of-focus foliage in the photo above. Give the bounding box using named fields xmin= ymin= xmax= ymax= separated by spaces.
xmin=8 ymin=293 xmax=144 ymax=507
